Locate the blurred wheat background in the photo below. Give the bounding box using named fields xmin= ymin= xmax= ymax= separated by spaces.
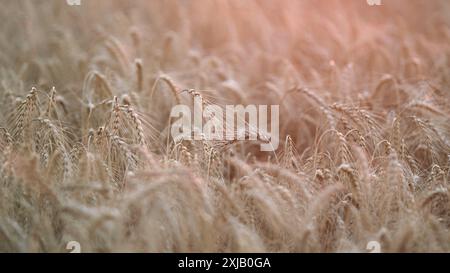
xmin=0 ymin=0 xmax=449 ymax=252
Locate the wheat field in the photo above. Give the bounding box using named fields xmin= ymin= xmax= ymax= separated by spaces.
xmin=0 ymin=0 xmax=449 ymax=253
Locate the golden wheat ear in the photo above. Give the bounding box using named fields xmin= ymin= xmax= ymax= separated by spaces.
xmin=150 ymin=74 xmax=182 ymax=105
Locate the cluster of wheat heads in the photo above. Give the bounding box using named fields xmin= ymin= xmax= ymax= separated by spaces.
xmin=0 ymin=0 xmax=449 ymax=252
